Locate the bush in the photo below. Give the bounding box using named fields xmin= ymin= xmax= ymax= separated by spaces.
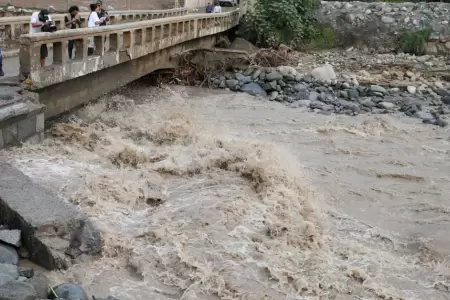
xmin=245 ymin=0 xmax=321 ymax=47
xmin=400 ymin=28 xmax=432 ymax=55
xmin=309 ymin=24 xmax=336 ymax=49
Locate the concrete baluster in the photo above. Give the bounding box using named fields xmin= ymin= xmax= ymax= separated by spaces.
xmin=53 ymin=40 xmax=68 ymax=65
xmin=94 ymin=35 xmax=105 ymax=56
xmin=74 ymin=38 xmax=88 ymax=60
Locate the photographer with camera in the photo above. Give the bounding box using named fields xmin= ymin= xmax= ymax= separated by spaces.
xmin=65 ymin=6 xmax=81 ymax=59
xmin=30 ymin=8 xmax=55 ymax=67
xmin=88 ymin=3 xmax=107 ymax=56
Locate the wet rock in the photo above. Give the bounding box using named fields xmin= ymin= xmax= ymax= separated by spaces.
xmin=26 ymin=272 xmax=49 ymax=299
xmin=290 ymin=100 xmax=311 ymax=108
xmin=434 ymin=88 xmax=449 ymax=97
xmin=310 ymin=101 xmax=326 ymax=109
xmin=309 ymin=91 xmax=320 ymax=101
xmin=52 ymin=283 xmax=89 ymax=300
xmin=265 ymin=72 xmax=283 ymax=82
xmin=436 ymin=119 xmax=448 ymax=127
xmin=407 ymin=86 xmax=417 ymax=94
xmin=311 ymin=64 xmax=337 ymax=82
xmin=235 ymin=73 xmax=252 ymax=85
xmin=442 ymin=95 xmax=450 ymax=105
xmin=347 ymin=89 xmax=359 ymax=100
xmin=262 ymin=81 xmax=277 ymax=91
xmin=339 ymin=100 xmax=361 ymax=113
xmin=369 ymin=85 xmax=387 ymax=95
xmin=0 ymin=244 xmax=19 ymax=265
xmin=415 ymin=111 xmax=434 ymax=122
xmin=66 ymin=220 xmax=101 ymax=259
xmin=251 ymin=69 xmax=261 ymax=80
xmin=360 ymin=98 xmax=376 ymax=108
xmin=0 ymin=230 xmax=21 ymax=247
xmin=240 ymin=83 xmax=267 ymax=97
xmin=269 ymin=91 xmax=279 ymax=101
xmin=225 ymin=79 xmax=239 ymax=90
xmin=0 ymin=263 xmax=19 ymax=286
xmin=377 ymin=102 xmax=397 ymax=110
xmin=0 ymin=280 xmax=36 ymax=300
xmin=18 ymin=268 xmax=33 ymax=279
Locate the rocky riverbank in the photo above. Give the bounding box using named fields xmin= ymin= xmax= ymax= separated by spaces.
xmin=0 ymin=225 xmax=118 ymax=299
xmin=207 ymin=49 xmax=450 ymax=127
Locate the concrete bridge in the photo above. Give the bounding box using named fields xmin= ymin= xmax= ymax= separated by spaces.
xmin=0 ymin=6 xmax=244 ymax=149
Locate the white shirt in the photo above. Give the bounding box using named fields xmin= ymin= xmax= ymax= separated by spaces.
xmin=88 ymin=12 xmax=100 ymax=48
xmin=30 ymin=11 xmax=52 ymax=34
xmin=213 ymin=5 xmax=222 ymax=13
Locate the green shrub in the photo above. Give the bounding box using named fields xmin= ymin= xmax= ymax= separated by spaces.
xmin=400 ymin=28 xmax=432 ymax=55
xmin=309 ymin=24 xmax=336 ymax=49
xmin=246 ymin=0 xmax=321 ymax=47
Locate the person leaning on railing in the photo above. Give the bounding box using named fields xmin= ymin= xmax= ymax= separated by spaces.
xmin=30 ymin=8 xmax=54 ymax=67
xmin=96 ymin=0 xmax=109 ymax=26
xmin=88 ymin=3 xmax=107 ymax=56
xmin=65 ymin=6 xmax=82 ymax=59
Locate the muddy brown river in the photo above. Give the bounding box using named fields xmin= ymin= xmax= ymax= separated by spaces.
xmin=1 ymin=85 xmax=449 ymax=299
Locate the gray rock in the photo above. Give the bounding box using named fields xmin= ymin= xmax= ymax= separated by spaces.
xmin=311 ymin=64 xmax=337 ymax=81
xmin=0 ymin=264 xmax=19 ymax=287
xmin=53 ymin=283 xmax=89 ymax=300
xmin=377 ymin=102 xmax=397 ymax=110
xmin=219 ymin=81 xmax=226 ymax=89
xmin=360 ymin=98 xmax=376 ymax=108
xmin=284 ymin=74 xmax=295 ymax=81
xmin=26 ymin=272 xmax=49 ymax=299
xmin=339 ymin=90 xmax=348 ymax=99
xmin=0 ymin=244 xmax=18 ymax=265
xmin=415 ymin=111 xmax=434 ymax=121
xmin=18 ymin=268 xmax=33 ymax=279
xmin=295 ymin=74 xmax=302 ymax=82
xmin=291 ymin=100 xmax=311 ymax=108
xmin=339 ymin=100 xmax=361 ymax=113
xmin=239 ymin=83 xmax=267 ymax=97
xmin=17 ymin=276 xmax=27 ymax=282
xmin=293 ymin=83 xmax=308 ymax=92
xmin=434 ymin=88 xmax=449 ymax=97
xmin=436 ymin=119 xmax=448 ymax=127
xmin=310 ymin=101 xmax=325 ymax=109
xmin=278 ymin=80 xmax=286 ymax=87
xmin=265 ymin=72 xmax=283 ymax=82
xmin=0 ymin=280 xmax=36 ymax=300
xmin=347 ymin=89 xmax=359 ymax=100
xmin=370 ymin=85 xmax=387 ymax=95
xmin=262 ymin=81 xmax=277 ymax=91
xmin=442 ymin=95 xmax=450 ymax=105
xmin=381 ymin=16 xmax=395 ymax=23
xmin=97 ymin=297 xmax=120 ymax=300
xmin=309 ymin=91 xmax=320 ymax=101
xmin=225 ymin=80 xmax=239 ymax=90
xmin=235 ymin=73 xmax=252 ymax=85
xmin=251 ymin=69 xmax=261 ymax=80
xmin=0 ymin=230 xmax=21 ymax=247
xmin=269 ymin=91 xmax=279 ymax=101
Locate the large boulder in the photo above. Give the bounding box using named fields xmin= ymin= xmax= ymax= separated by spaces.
xmin=52 ymin=283 xmax=89 ymax=300
xmin=240 ymin=83 xmax=267 ymax=97
xmin=26 ymin=272 xmax=50 ymax=299
xmin=0 ymin=230 xmax=21 ymax=247
xmin=0 ymin=280 xmax=37 ymax=300
xmin=311 ymin=64 xmax=337 ymax=82
xmin=0 ymin=244 xmax=18 ymax=265
xmin=0 ymin=264 xmax=19 ymax=287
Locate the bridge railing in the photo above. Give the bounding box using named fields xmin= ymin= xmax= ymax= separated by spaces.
xmin=19 ymin=10 xmax=240 ymax=89
xmin=1 ymin=8 xmax=188 ymax=41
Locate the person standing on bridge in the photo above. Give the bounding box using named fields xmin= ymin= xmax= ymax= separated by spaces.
xmin=206 ymin=2 xmax=214 ymax=13
xmin=88 ymin=3 xmax=107 ymax=56
xmin=96 ymin=0 xmax=109 ymax=26
xmin=30 ymin=9 xmax=53 ymax=67
xmin=213 ymin=3 xmax=222 ymax=13
xmin=65 ymin=6 xmax=81 ymax=59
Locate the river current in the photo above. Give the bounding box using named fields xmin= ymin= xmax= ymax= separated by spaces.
xmin=1 ymin=84 xmax=449 ymax=299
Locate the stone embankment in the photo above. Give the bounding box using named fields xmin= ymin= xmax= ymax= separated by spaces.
xmin=0 ymin=163 xmax=117 ymax=299
xmin=208 ymin=50 xmax=450 ymax=127
xmin=318 ymin=1 xmax=450 ymax=53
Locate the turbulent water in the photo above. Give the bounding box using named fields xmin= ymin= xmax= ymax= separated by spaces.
xmin=1 ymin=84 xmax=450 ymax=299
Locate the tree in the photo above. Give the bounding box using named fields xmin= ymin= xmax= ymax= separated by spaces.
xmin=246 ymin=0 xmax=321 ymax=47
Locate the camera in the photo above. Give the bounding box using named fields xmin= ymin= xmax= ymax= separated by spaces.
xmin=41 ymin=21 xmax=57 ymax=33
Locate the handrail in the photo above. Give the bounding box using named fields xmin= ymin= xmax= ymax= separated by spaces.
xmin=19 ymin=10 xmax=240 ymax=89
xmin=0 ymin=8 xmax=188 ymax=41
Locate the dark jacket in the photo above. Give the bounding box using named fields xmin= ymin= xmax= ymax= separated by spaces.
xmin=97 ymin=9 xmax=109 ymax=26
xmin=206 ymin=4 xmax=213 ymax=13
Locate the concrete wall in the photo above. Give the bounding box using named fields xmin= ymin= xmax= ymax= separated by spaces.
xmin=318 ymin=1 xmax=450 ymax=51
xmin=0 ymin=0 xmax=184 ymax=11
